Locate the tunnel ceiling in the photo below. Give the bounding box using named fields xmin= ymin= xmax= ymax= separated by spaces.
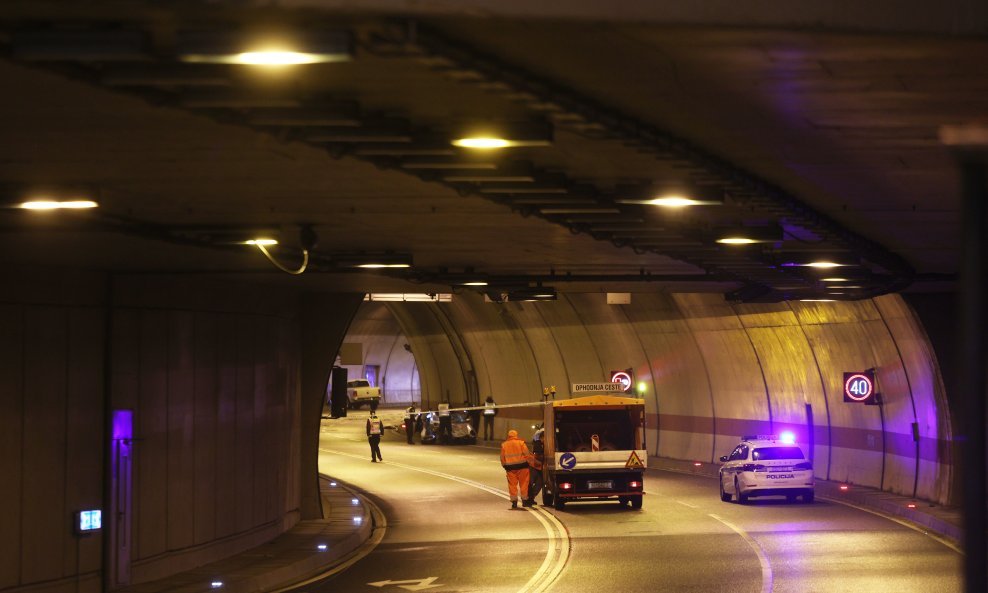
xmin=0 ymin=3 xmax=979 ymax=302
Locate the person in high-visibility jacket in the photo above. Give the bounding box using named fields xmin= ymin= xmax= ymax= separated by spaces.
xmin=366 ymin=412 xmax=384 ymax=462
xmin=500 ymin=429 xmax=534 ymax=509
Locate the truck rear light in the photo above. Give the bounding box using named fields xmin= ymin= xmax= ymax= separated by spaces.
xmin=560 ymin=482 xmax=573 ymax=491
xmin=628 ymin=480 xmax=641 ymax=489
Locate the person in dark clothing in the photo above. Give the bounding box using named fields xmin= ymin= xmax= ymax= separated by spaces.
xmin=483 ymin=395 xmax=497 ymax=441
xmin=404 ymin=404 xmax=418 ymax=444
xmin=438 ymin=401 xmax=452 ymax=444
xmin=529 ymin=424 xmax=545 ymax=505
xmin=366 ymin=412 xmax=384 ymax=462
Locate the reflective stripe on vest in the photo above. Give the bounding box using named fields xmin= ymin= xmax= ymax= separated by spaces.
xmin=369 ymin=420 xmax=382 ymax=435
xmin=484 ymin=402 xmax=495 ymax=415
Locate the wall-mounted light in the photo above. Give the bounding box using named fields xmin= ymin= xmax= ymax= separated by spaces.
xmin=451 ymin=122 xmax=553 ymax=149
xmin=177 ymin=30 xmax=352 ymax=66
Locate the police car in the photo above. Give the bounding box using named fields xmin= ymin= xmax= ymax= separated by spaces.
xmin=718 ymin=433 xmax=814 ymax=504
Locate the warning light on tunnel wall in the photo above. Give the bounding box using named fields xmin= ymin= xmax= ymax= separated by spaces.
xmin=843 ymin=370 xmax=876 ymax=403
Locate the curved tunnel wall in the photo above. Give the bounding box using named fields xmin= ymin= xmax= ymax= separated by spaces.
xmin=341 ymin=302 xmax=420 ymax=405
xmin=387 ymin=292 xmax=952 ymax=504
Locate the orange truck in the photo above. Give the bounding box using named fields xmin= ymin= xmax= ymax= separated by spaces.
xmin=540 ymin=395 xmax=648 ymax=509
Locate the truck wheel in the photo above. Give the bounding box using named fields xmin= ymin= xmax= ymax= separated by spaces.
xmin=618 ymin=496 xmax=628 ymax=506
xmin=629 ymin=495 xmax=643 ymax=509
xmin=542 ymin=490 xmax=553 ymax=507
xmin=553 ymin=497 xmax=565 ymax=510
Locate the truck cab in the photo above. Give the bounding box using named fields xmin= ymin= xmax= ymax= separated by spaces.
xmin=541 ymin=395 xmax=647 ymax=509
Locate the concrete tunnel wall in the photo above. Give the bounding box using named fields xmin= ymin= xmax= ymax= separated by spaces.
xmin=0 ymin=268 xmax=362 ymax=593
xmin=383 ymin=292 xmax=953 ymax=505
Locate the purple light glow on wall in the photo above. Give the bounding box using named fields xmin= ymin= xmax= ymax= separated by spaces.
xmin=113 ymin=409 xmax=133 ymax=441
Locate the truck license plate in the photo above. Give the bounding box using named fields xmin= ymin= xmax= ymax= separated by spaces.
xmin=587 ymin=480 xmax=614 ymax=490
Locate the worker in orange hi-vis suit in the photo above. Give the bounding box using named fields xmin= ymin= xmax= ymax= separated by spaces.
xmin=500 ymin=429 xmax=534 ymax=509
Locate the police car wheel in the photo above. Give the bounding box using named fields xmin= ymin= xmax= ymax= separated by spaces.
xmin=719 ymin=478 xmax=732 ymax=502
xmin=629 ymin=495 xmax=642 ymax=509
xmin=803 ymin=491 xmax=814 ymax=503
xmin=786 ymin=494 xmax=797 ymax=504
xmin=735 ymin=479 xmax=748 ymax=504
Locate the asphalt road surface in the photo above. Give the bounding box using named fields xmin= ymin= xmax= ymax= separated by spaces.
xmin=289 ymin=410 xmax=961 ymax=593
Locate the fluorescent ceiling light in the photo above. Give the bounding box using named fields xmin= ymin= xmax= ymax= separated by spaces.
xmin=18 ymin=200 xmax=98 ymax=210
xmin=242 ymin=238 xmax=278 ymax=246
xmin=356 ymin=263 xmax=411 ymax=269
xmin=821 ymin=277 xmax=850 ymax=282
xmin=717 ymin=237 xmax=758 ymax=245
xmin=799 ymin=299 xmax=836 ymax=302
xmin=364 ymin=293 xmax=452 ymax=302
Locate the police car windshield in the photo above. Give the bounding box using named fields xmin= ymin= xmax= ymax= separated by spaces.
xmin=752 ymin=446 xmax=804 ymax=461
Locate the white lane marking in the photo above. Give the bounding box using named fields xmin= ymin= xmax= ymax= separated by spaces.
xmin=321 ymin=448 xmax=571 ymax=593
xmin=676 ymin=500 xmax=698 ymax=509
xmin=268 ymin=495 xmax=388 ymax=593
xmin=709 ymin=513 xmax=773 ymax=593
xmin=819 ymin=495 xmax=962 ymax=554
xmin=368 ymin=576 xmax=442 ymax=591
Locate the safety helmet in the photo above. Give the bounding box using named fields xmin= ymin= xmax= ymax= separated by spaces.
xmin=508 ymin=429 xmax=518 ymax=438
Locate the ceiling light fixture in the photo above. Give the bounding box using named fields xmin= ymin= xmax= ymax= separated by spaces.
xmin=715 ymin=225 xmax=782 ymax=245
xmin=17 ymin=200 xmax=98 ymax=210
xmin=451 ymin=122 xmax=553 ymax=149
xmin=177 ymin=30 xmax=351 ymax=66
xmin=334 ymin=253 xmax=413 ymax=269
xmin=778 ymin=253 xmax=859 ymax=269
xmin=507 ymin=286 xmax=557 ymax=301
xmin=615 ymin=185 xmax=724 ymax=207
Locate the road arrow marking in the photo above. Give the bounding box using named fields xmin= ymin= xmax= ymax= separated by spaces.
xmin=368 ymin=577 xmax=442 ymax=591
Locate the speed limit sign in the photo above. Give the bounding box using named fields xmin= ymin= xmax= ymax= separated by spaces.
xmin=843 ymin=371 xmax=876 ymax=403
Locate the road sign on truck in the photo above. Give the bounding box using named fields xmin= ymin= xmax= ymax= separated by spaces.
xmin=540 ymin=395 xmax=647 ymax=510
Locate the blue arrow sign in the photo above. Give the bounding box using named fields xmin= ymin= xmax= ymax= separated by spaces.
xmin=559 ymin=452 xmax=577 ymax=470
